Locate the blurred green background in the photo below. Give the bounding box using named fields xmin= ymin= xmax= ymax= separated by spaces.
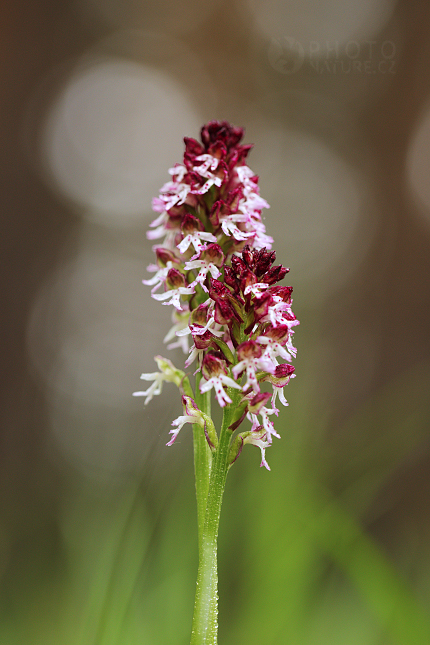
xmin=2 ymin=0 xmax=430 ymax=643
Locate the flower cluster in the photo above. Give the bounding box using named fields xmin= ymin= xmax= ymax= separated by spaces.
xmin=135 ymin=121 xmax=298 ymax=469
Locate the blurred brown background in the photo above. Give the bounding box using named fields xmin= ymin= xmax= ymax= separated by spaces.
xmin=1 ymin=0 xmax=430 ymax=643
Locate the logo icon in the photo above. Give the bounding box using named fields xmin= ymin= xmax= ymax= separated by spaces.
xmin=268 ymin=37 xmax=305 ymax=75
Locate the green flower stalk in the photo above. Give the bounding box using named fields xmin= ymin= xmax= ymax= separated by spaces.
xmin=134 ymin=121 xmax=299 ymax=644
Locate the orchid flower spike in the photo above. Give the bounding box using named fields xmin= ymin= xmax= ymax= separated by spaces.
xmin=135 ymin=121 xmax=299 ymax=468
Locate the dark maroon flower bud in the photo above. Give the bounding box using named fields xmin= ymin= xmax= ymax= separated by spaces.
xmin=254 ymin=249 xmax=276 ymax=277
xmin=166 ymin=268 xmax=186 ymax=290
xmin=235 ymin=144 xmax=253 ymax=164
xmin=230 ymin=254 xmax=247 ymax=276
xmin=227 ymin=146 xmax=252 ymax=171
xmin=214 ymin=299 xmax=240 ymax=325
xmin=184 ymin=136 xmax=204 ymax=157
xmin=188 ymin=169 xmax=205 ymax=188
xmin=223 ymin=266 xmax=239 ymax=291
xmin=227 ymin=125 xmax=245 ymax=147
xmin=262 ymin=265 xmax=289 ymax=285
xmin=165 ymin=204 xmax=187 ymax=223
xmin=262 ymin=364 xmax=295 ymax=387
xmin=183 ymin=152 xmax=196 ymax=171
xmin=240 ymin=246 xmax=275 ymax=277
xmin=208 ymin=277 xmax=230 ymax=302
xmin=201 ymin=121 xmax=244 ymax=149
xmin=275 ymin=363 xmax=295 ymax=378
xmin=214 ymin=160 xmax=229 ymax=185
xmin=283 ymin=311 xmax=297 ymax=322
xmin=242 ymin=245 xmax=255 ymax=270
xmin=209 ymin=279 xmax=243 ymax=323
xmin=240 ymin=269 xmax=257 ymax=297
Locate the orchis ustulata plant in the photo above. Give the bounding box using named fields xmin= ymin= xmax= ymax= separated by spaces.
xmin=134 ymin=121 xmax=299 ymax=645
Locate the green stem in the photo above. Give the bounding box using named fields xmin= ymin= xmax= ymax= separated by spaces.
xmin=190 ymin=387 xmax=243 ymax=645
xmin=193 ymin=373 xmax=212 ymax=555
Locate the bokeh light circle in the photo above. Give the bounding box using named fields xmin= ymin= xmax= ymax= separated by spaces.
xmin=248 ymin=0 xmax=397 ymax=52
xmin=248 ymin=125 xmax=373 ymax=297
xmin=407 ymin=102 xmax=430 ymax=224
xmin=42 ymin=58 xmax=201 ymax=226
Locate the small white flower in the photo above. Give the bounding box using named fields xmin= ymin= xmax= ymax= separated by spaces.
xmin=132 ymin=372 xmax=166 ymax=405
xmin=159 ymin=179 xmax=191 ymax=210
xmin=191 ymin=176 xmax=223 ymax=195
xmin=242 ymin=431 xmax=271 ymax=470
xmin=146 ymin=226 xmax=178 ymax=250
xmin=142 ymin=261 xmax=173 ymax=293
xmin=177 ymin=230 xmax=217 ymax=256
xmin=152 ymin=284 xmax=195 ymax=310
xmin=163 ymin=312 xmax=190 ymax=353
xmin=257 ymin=334 xmax=293 ymax=363
xmin=199 ymin=373 xmax=241 ymax=407
xmin=184 ymin=258 xmax=221 ymax=292
xmin=168 ymin=163 xmax=187 ymax=182
xmin=270 ymin=385 xmax=289 ymax=411
xmin=185 ymin=344 xmax=204 ymax=371
xmin=235 ymin=165 xmax=255 ymax=183
xmin=250 ymin=220 xmax=274 ymax=250
xmin=166 ymin=394 xmax=208 ymax=446
xmin=176 ymin=314 xmax=223 ymax=339
xmin=232 ymin=342 xmax=276 ymax=394
xmin=220 ymin=217 xmax=254 ymax=241
xmin=193 ymin=154 xmax=219 ymax=176
xmin=191 ymin=155 xmax=223 ymax=195
xmin=133 ymin=356 xmax=185 ymax=405
xmin=244 ymin=282 xmax=270 ymax=299
xmin=167 ymin=413 xmax=202 ymax=446
xmin=261 ymin=296 xmax=298 ymax=329
xmin=248 ymin=405 xmax=280 ymax=444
